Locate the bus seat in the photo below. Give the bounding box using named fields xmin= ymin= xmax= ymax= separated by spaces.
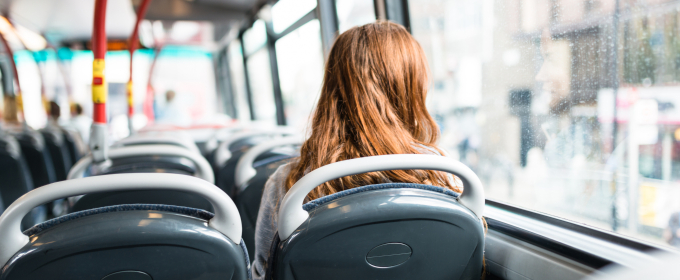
xmin=97 ymin=155 xmax=198 ymax=175
xmin=40 ymin=126 xmax=72 ymax=181
xmin=0 ymin=134 xmax=46 ymax=229
xmin=269 ymin=155 xmax=485 ymax=280
xmin=112 ymin=130 xmax=201 ymax=154
xmin=68 ymin=145 xmax=214 ymax=182
xmin=239 ymin=156 xmax=295 ymax=261
xmin=71 ymin=190 xmax=213 ymax=213
xmin=0 ymin=134 xmax=23 ymax=210
xmin=68 ymin=145 xmax=215 ymax=213
xmin=61 ymin=128 xmax=84 ymax=164
xmin=233 ymin=137 xmax=301 ymax=261
xmin=212 ymin=129 xmax=296 ymax=194
xmin=0 ymin=174 xmax=250 ymax=280
xmin=216 ymin=135 xmax=276 ymax=196
xmin=12 ymin=129 xmax=56 ymax=188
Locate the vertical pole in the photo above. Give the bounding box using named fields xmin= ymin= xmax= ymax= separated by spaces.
xmin=90 ymin=0 xmax=109 ymax=162
xmin=127 ymin=0 xmax=152 ymax=133
xmin=385 ymin=0 xmax=411 ymax=31
xmin=316 ymin=0 xmax=339 ymax=59
xmin=610 ymin=0 xmax=620 ymax=231
xmin=219 ymin=50 xmax=238 ymax=119
xmin=374 ymin=0 xmax=387 ymax=20
xmin=265 ymin=21 xmax=286 ymax=126
xmin=240 ymin=35 xmax=256 ymax=121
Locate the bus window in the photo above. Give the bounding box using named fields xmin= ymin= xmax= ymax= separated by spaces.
xmin=409 ymin=0 xmax=680 ymax=250
xmin=336 ymin=0 xmax=377 ymax=33
xmin=33 ymin=50 xmax=70 ymax=122
xmin=243 ymin=20 xmax=277 ymax=124
xmin=153 ymin=46 xmax=217 ymax=127
xmin=228 ymin=40 xmax=252 ymax=122
xmin=15 ymin=50 xmax=46 ymax=129
xmin=275 ymin=19 xmax=323 ymax=130
xmin=243 ymin=20 xmax=267 ymax=56
xmin=246 ymin=48 xmax=276 ymax=124
xmin=66 ymin=45 xmax=215 ymax=139
xmin=271 ymin=0 xmax=317 ymax=34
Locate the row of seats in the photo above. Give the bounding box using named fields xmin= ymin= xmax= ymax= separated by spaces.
xmin=0 ymin=125 xmax=485 ymax=279
xmin=0 ymin=123 xmax=83 ymax=229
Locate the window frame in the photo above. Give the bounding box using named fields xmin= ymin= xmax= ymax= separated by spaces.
xmin=234 ymin=1 xmax=329 ymax=126
xmin=485 ymin=199 xmax=673 ymax=271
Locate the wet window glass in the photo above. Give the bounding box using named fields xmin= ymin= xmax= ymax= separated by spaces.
xmin=228 ymin=41 xmax=252 ymax=121
xmin=246 ymin=48 xmax=277 ymax=124
xmin=409 ymin=0 xmax=680 ymax=250
xmin=336 ymin=0 xmax=377 ymax=32
xmin=243 ymin=20 xmax=268 ymax=56
xmin=275 ymin=19 xmax=324 ymax=130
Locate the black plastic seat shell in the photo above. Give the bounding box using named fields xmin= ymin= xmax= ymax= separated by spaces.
xmin=234 ymin=155 xmax=296 ymax=261
xmin=2 ymin=204 xmax=250 ymax=280
xmin=268 ymin=184 xmax=484 ymax=280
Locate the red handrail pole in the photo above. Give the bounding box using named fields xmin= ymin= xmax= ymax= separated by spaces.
xmin=127 ymin=0 xmax=152 ymax=118
xmin=90 ymin=0 xmax=108 ymax=162
xmin=92 ymin=0 xmax=107 ymax=125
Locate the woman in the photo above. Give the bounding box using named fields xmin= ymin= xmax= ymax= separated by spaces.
xmin=252 ymin=21 xmax=461 ymax=279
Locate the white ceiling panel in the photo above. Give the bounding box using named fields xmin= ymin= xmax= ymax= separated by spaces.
xmin=9 ymin=0 xmax=136 ymax=42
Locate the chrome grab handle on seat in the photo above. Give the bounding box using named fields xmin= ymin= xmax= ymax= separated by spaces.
xmin=277 ymin=154 xmax=485 ymax=240
xmin=234 ymin=136 xmax=303 ymax=190
xmin=0 ymin=173 xmax=242 ymax=266
xmin=68 ymin=144 xmax=215 ymax=183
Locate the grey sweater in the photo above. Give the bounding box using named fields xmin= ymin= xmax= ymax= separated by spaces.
xmin=251 ymin=161 xmax=294 ymax=280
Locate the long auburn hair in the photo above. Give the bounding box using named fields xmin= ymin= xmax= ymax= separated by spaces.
xmin=284 ymin=21 xmax=460 ymax=200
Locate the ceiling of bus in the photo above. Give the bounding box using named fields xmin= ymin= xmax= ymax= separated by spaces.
xmin=2 ymin=0 xmax=263 ymax=43
xmin=6 ymin=0 xmax=136 ymax=42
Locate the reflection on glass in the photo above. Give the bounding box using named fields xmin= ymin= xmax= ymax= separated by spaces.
xmin=275 ymin=19 xmax=323 ymax=130
xmin=336 ymin=0 xmax=376 ymax=32
xmin=246 ymin=49 xmax=277 ymax=124
xmin=228 ymin=41 xmax=252 ymax=121
xmin=272 ymin=0 xmax=317 ymax=33
xmin=409 ymin=0 xmax=680 ymax=250
xmin=243 ymin=20 xmax=268 ymax=56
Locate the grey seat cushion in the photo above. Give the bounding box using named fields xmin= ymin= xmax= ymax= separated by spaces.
xmin=302 ymin=183 xmax=460 ymax=211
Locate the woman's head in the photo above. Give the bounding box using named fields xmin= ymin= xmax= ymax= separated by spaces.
xmin=285 ymin=21 xmax=457 ymax=199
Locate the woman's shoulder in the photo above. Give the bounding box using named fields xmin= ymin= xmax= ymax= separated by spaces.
xmin=268 ymin=158 xmax=299 ymax=184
